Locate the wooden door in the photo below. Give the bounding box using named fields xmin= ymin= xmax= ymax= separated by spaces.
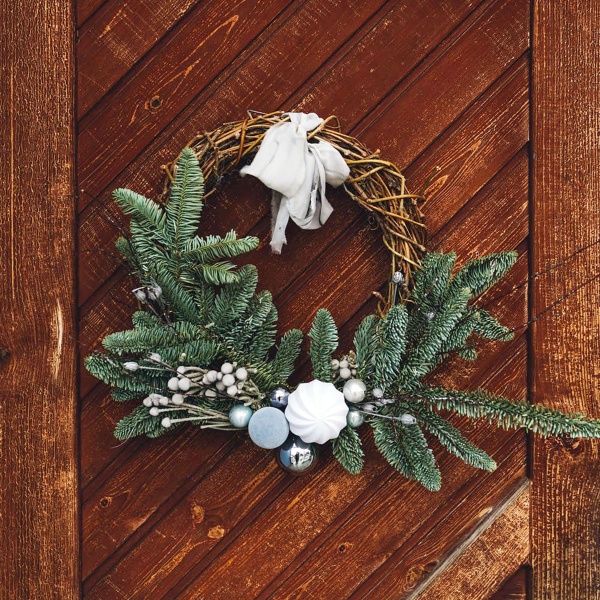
xmin=1 ymin=1 xmax=598 ymax=598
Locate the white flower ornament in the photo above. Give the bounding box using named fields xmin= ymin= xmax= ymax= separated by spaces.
xmin=285 ymin=380 xmax=349 ymax=444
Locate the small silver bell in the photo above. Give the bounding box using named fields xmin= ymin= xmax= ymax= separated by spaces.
xmin=269 ymin=386 xmax=290 ymax=409
xmin=275 ymin=434 xmax=318 ymax=476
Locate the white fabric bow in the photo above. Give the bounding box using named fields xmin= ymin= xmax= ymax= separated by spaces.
xmin=240 ymin=112 xmax=350 ymax=253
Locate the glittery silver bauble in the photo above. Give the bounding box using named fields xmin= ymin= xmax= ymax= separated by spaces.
xmin=228 ymin=404 xmax=253 ymax=428
xmin=346 ymin=409 xmax=365 ymax=428
xmin=269 ymin=386 xmax=290 ymax=409
xmin=400 ymin=413 xmax=417 ymax=425
xmin=275 ymin=434 xmax=318 ymax=475
xmin=343 ymin=378 xmax=367 ymax=403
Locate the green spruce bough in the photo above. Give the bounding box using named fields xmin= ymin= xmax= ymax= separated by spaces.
xmin=86 ymin=148 xmax=600 ymax=490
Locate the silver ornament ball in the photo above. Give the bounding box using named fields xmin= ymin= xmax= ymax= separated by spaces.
xmin=346 ymin=409 xmax=365 ymax=428
xmin=269 ymin=386 xmax=290 ymax=409
xmin=228 ymin=404 xmax=253 ymax=428
xmin=275 ymin=434 xmax=318 ymax=475
xmin=343 ymin=378 xmax=367 ymax=403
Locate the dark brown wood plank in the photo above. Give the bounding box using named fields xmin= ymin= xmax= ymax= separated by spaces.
xmin=79 ymin=54 xmax=529 ymax=489
xmin=531 ymin=1 xmax=600 ymax=598
xmin=0 ymin=0 xmax=79 ymax=597
xmin=78 ymin=0 xmax=107 ymax=27
xmin=350 ymin=306 xmax=528 ymax=598
xmin=156 ymin=296 xmax=527 ymax=599
xmin=78 ymin=0 xmax=202 ymax=117
xmin=76 ymin=0 xmax=523 ymax=308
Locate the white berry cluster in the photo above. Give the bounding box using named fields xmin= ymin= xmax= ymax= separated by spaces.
xmin=165 ymin=361 xmax=261 ymax=404
xmin=331 ymin=351 xmax=357 ymax=381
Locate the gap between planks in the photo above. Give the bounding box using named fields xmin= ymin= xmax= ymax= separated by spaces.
xmin=405 ymin=479 xmax=530 ymax=600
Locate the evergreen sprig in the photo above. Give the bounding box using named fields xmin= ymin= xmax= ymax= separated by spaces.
xmin=415 ymin=387 xmax=600 ymax=439
xmin=309 ymin=309 xmax=339 ymax=382
xmin=332 ymin=426 xmax=365 ymax=474
xmin=372 ymin=416 xmax=441 ymax=491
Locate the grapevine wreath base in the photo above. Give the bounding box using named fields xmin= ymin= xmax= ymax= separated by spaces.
xmin=86 ymin=112 xmax=600 ymax=490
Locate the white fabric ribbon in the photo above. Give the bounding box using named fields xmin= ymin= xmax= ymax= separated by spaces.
xmin=240 ymin=112 xmax=350 ymax=253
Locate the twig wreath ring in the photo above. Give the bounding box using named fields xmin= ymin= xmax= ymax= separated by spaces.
xmin=87 ymin=111 xmax=600 ymax=490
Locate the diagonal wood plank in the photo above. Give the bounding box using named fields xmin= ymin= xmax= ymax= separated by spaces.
xmin=78 ymin=68 xmax=524 ymax=506
xmin=408 ymin=482 xmax=530 ymax=600
xmin=78 ymin=0 xmax=203 ymax=117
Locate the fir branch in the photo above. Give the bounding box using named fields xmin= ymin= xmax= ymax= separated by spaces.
xmin=166 ymin=147 xmax=204 ymax=250
xmin=193 ymin=260 xmax=240 ymax=285
xmin=399 ymin=286 xmax=471 ymax=389
xmin=401 ymin=401 xmax=496 ymax=471
xmin=472 ymin=309 xmax=514 ymax=341
xmin=85 ymin=355 xmax=166 ymax=393
xmin=272 ymin=329 xmax=303 ymax=381
xmin=451 ymin=252 xmax=517 ymax=298
xmin=417 ymin=387 xmax=600 ymax=438
xmin=211 ymin=265 xmax=259 ymax=331
xmin=411 ymin=252 xmax=456 ymax=309
xmin=372 ymin=416 xmax=441 ymax=491
xmin=102 ymin=321 xmax=205 ymax=355
xmin=115 ymin=236 xmax=139 ymax=269
xmin=152 ymin=264 xmax=199 ymax=323
xmin=374 ymin=304 xmax=408 ymax=390
xmin=246 ymin=305 xmax=278 ymax=360
xmin=112 ymin=388 xmax=143 ymax=402
xmin=183 ymin=231 xmax=259 ymax=262
xmin=113 ymin=188 xmax=166 ymax=234
xmin=132 ymin=310 xmax=163 ymax=329
xmin=308 ymin=309 xmax=339 ymax=382
xmin=114 ymin=405 xmax=174 ymax=440
xmin=332 ymin=426 xmax=365 ymax=474
xmin=353 ymin=314 xmax=379 ymax=385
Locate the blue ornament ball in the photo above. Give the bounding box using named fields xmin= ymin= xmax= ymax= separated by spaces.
xmin=228 ymin=404 xmax=253 ymax=428
xmin=248 ymin=406 xmax=290 ymax=449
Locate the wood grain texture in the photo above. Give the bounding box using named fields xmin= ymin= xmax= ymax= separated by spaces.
xmin=410 ymin=482 xmax=530 ymax=600
xmin=77 ymin=0 xmax=202 ymax=117
xmin=488 ymin=566 xmax=529 ymax=600
xmin=0 ymin=0 xmax=79 ymax=598
xmin=75 ymin=0 xmax=535 ymax=597
xmin=531 ymin=1 xmax=600 ymax=598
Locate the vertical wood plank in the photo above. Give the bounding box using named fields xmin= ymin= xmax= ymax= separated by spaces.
xmin=0 ymin=0 xmax=79 ymax=598
xmin=531 ymin=1 xmax=600 ymax=598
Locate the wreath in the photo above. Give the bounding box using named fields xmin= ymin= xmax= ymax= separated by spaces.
xmin=86 ymin=111 xmax=600 ymax=490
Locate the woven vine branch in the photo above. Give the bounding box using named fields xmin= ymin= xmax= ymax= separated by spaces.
xmin=162 ymin=111 xmax=427 ymax=310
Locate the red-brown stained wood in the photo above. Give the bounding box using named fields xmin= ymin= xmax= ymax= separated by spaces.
xmin=74 ymin=0 xmax=540 ymax=598
xmin=531 ymin=1 xmax=600 ymax=599
xmin=78 ymin=0 xmax=205 ymax=117
xmin=0 ymin=0 xmax=79 ymax=598
xmin=76 ymin=0 xmax=524 ymax=307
